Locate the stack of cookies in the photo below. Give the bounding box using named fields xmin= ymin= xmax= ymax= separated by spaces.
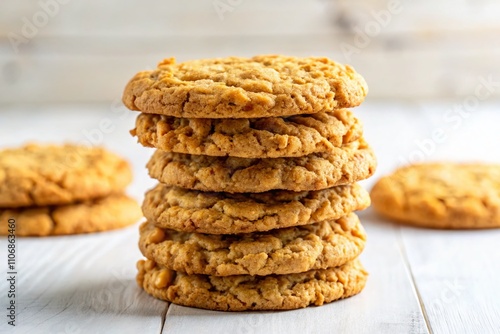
xmin=0 ymin=144 xmax=141 ymax=236
xmin=124 ymin=55 xmax=376 ymax=310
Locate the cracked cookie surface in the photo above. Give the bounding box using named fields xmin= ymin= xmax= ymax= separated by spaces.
xmin=132 ymin=109 xmax=363 ymax=158
xmin=143 ymin=183 xmax=370 ymax=234
xmin=136 ymin=258 xmax=367 ymax=311
xmin=0 ymin=194 xmax=141 ymax=236
xmin=0 ymin=144 xmax=132 ymax=208
xmin=371 ymin=163 xmax=500 ymax=229
xmin=147 ymin=138 xmax=376 ymax=193
xmin=139 ymin=213 xmax=365 ymax=276
xmin=123 ymin=55 xmax=368 ymax=118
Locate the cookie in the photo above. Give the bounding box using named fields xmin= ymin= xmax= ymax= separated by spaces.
xmin=139 ymin=213 xmax=365 ymax=276
xmin=123 ymin=55 xmax=368 ymax=119
xmin=147 ymin=138 xmax=376 ymax=193
xmin=136 ymin=258 xmax=367 ymax=311
xmin=131 ymin=109 xmax=363 ymax=158
xmin=143 ymin=183 xmax=370 ymax=234
xmin=0 ymin=144 xmax=132 ymax=208
xmin=0 ymin=194 xmax=141 ymax=236
xmin=371 ymin=163 xmax=500 ymax=229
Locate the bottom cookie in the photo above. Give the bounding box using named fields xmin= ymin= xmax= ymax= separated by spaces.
xmin=136 ymin=258 xmax=368 ymax=311
xmin=0 ymin=194 xmax=142 ymax=236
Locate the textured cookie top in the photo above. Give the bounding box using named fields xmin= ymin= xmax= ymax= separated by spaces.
xmin=137 ymin=258 xmax=367 ymax=311
xmin=371 ymin=163 xmax=500 ymax=229
xmin=132 ymin=109 xmax=363 ymax=158
xmin=139 ymin=213 xmax=365 ymax=276
xmin=147 ymin=138 xmax=376 ymax=193
xmin=0 ymin=144 xmax=132 ymax=208
xmin=143 ymin=183 xmax=370 ymax=234
xmin=0 ymin=194 xmax=141 ymax=236
xmin=123 ymin=55 xmax=368 ymax=118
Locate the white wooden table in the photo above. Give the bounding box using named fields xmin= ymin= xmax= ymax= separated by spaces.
xmin=1 ymin=101 xmax=500 ymax=334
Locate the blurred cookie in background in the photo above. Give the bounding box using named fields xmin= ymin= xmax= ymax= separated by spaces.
xmin=0 ymin=144 xmax=141 ymax=236
xmin=371 ymin=163 xmax=500 ymax=229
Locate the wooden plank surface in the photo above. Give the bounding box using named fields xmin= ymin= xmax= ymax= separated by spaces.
xmin=163 ymin=213 xmax=429 ymax=334
xmin=1 ymin=35 xmax=500 ymax=102
xmin=1 ymin=0 xmax=500 ymax=102
xmin=1 ymin=101 xmax=500 ymax=333
xmin=401 ymin=227 xmax=500 ymax=334
xmin=359 ymin=100 xmax=500 ymax=334
xmin=0 ymin=228 xmax=166 ymax=334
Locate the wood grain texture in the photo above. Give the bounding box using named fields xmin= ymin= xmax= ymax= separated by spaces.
xmin=1 ymin=0 xmax=500 ymax=102
xmin=1 ymin=34 xmax=500 ymax=102
xmin=0 ymin=227 xmax=166 ymax=334
xmin=162 ymin=211 xmax=429 ymax=334
xmin=1 ymin=102 xmax=500 ymax=333
xmin=1 ymin=0 xmax=499 ymax=36
xmin=401 ymin=227 xmax=500 ymax=334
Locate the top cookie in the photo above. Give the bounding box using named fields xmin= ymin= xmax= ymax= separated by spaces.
xmin=0 ymin=144 xmax=132 ymax=208
xmin=122 ymin=55 xmax=368 ymax=118
xmin=371 ymin=163 xmax=500 ymax=229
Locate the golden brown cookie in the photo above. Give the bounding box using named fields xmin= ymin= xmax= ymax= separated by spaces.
xmin=139 ymin=213 xmax=365 ymax=276
xmin=143 ymin=183 xmax=370 ymax=234
xmin=136 ymin=258 xmax=367 ymax=311
xmin=371 ymin=163 xmax=500 ymax=229
xmin=147 ymin=138 xmax=376 ymax=193
xmin=0 ymin=194 xmax=142 ymax=236
xmin=131 ymin=109 xmax=363 ymax=158
xmin=123 ymin=55 xmax=368 ymax=118
xmin=0 ymin=144 xmax=132 ymax=208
